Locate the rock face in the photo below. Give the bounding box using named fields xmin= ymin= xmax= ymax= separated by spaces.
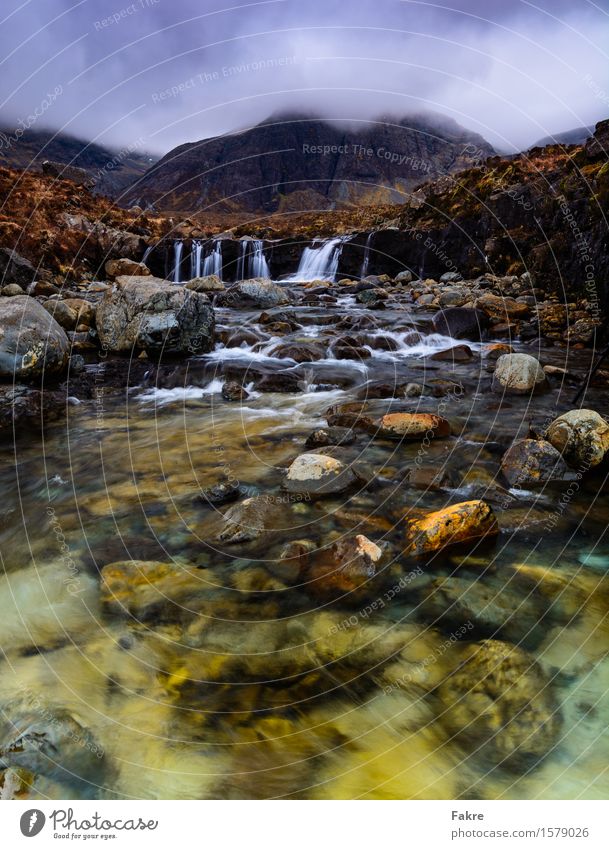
xmin=96 ymin=276 xmax=214 ymax=356
xmin=492 ymin=353 xmax=548 ymax=395
xmin=123 ymin=112 xmax=495 ymax=212
xmin=0 ymin=295 xmax=69 ymax=380
xmin=432 ymin=307 xmax=489 ymax=340
xmin=438 ymin=640 xmax=562 ymax=767
xmin=216 ymin=279 xmax=291 ymax=309
xmin=284 ymin=452 xmax=358 ymax=497
xmin=545 ymin=409 xmax=609 ymax=469
xmin=405 ymin=500 xmax=498 ymax=556
xmin=500 ymin=439 xmax=574 ymax=486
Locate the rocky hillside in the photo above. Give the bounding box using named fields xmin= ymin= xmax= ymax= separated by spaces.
xmin=123 ymin=112 xmax=494 ymax=213
xmin=0 ymin=127 xmax=157 ymax=199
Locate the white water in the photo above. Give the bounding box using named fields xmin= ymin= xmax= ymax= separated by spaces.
xmin=248 ymin=239 xmax=270 ymax=278
xmin=202 ymin=240 xmax=223 ymax=279
xmin=360 ymin=233 xmax=373 ymax=279
xmin=286 ymin=236 xmax=348 ymax=282
xmin=172 ymin=241 xmax=183 ymax=284
xmin=190 ymin=240 xmax=203 ymax=279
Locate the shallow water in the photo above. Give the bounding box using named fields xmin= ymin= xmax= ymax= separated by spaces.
xmin=1 ymin=293 xmax=608 ymax=799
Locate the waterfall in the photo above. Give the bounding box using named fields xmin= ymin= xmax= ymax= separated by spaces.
xmin=190 ymin=240 xmax=203 ymax=279
xmin=289 ymin=236 xmax=347 ymax=282
xmin=236 ymin=240 xmax=247 ymax=281
xmin=360 ymin=233 xmax=373 ymax=278
xmin=248 ymin=239 xmax=270 ymax=278
xmin=172 ymin=241 xmax=183 ymax=283
xmin=202 ymin=240 xmax=223 ymax=279
xmin=142 ymin=245 xmax=153 ymax=266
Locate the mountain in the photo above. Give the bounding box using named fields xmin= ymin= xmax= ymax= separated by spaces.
xmin=0 ymin=127 xmax=157 ymax=199
xmin=531 ymin=125 xmax=595 ymax=149
xmin=122 ymin=112 xmax=495 ymax=213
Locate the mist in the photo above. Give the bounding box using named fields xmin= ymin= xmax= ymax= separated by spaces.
xmin=0 ymin=0 xmax=607 ymax=156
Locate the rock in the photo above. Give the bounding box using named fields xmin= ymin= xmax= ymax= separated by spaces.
xmin=407 ymin=466 xmax=457 ymax=490
xmin=438 ymin=640 xmax=561 ymax=767
xmin=269 ymin=341 xmax=326 ymax=362
xmin=404 ymin=382 xmax=423 ymax=397
xmin=545 ymin=409 xmax=609 ymax=469
xmin=284 ymin=452 xmax=358 ymax=497
xmin=395 ymin=270 xmax=414 ymax=283
xmin=217 ymin=495 xmax=281 ymax=544
xmin=306 ymin=534 xmax=384 ymax=599
xmin=42 ymin=299 xmax=79 ymax=330
xmin=332 ymin=335 xmax=372 ymax=360
xmin=0 ymin=248 xmax=35 ymax=290
xmin=62 ymin=298 xmax=95 ymax=327
xmin=439 ymin=271 xmax=462 ymax=283
xmin=95 ymin=276 xmax=214 ymax=356
xmin=254 ymin=372 xmax=301 ymax=393
xmin=67 ymin=330 xmax=97 ymax=352
xmin=429 ymin=344 xmax=472 ymax=362
xmin=1 ymin=284 xmax=24 ymax=297
xmin=0 ymin=706 xmax=105 ymax=786
xmin=221 ymin=380 xmax=249 ymax=402
xmin=196 ymin=480 xmax=242 ymax=506
xmin=356 ymin=288 xmax=388 ymax=304
xmin=372 ymin=412 xmax=451 ymax=440
xmin=0 ymin=384 xmax=64 ymax=430
xmin=432 ymin=307 xmax=489 ymax=340
xmin=404 ymin=500 xmax=498 ymax=556
xmin=304 ymin=427 xmax=356 ymax=449
xmin=217 ymin=279 xmax=290 ymax=309
xmin=104 ymin=258 xmax=151 ymax=279
xmin=476 ymin=293 xmax=531 ymax=320
xmin=500 ymin=439 xmax=575 ymax=486
xmin=185 ymin=274 xmax=225 ymax=292
xmin=100 ymin=559 xmax=204 ymax=619
xmin=0 ymin=295 xmax=69 ymax=380
xmin=563 ymin=318 xmax=600 ymax=345
xmin=483 ymin=342 xmax=514 ymax=360
xmin=492 ymin=353 xmax=548 ymax=395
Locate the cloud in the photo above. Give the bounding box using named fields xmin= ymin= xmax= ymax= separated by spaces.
xmin=0 ymin=0 xmax=607 ymax=154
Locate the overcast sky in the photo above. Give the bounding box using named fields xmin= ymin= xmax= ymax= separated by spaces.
xmin=1 ymin=0 xmax=608 ymax=155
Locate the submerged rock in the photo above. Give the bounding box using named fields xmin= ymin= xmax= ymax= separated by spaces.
xmin=404 ymin=500 xmax=498 ymax=556
xmin=195 ymin=480 xmax=242 ymax=506
xmin=284 ymin=452 xmax=358 ymax=497
xmin=438 ymin=640 xmax=562 ymax=768
xmin=100 ymin=559 xmax=205 ymax=619
xmin=306 ymin=534 xmax=384 ymax=599
xmin=304 ymin=426 xmax=356 ymax=449
xmin=492 ymin=353 xmax=548 ymax=394
xmin=0 ymin=295 xmax=69 ymax=380
xmin=217 ymin=495 xmax=282 ymax=544
xmin=96 ymin=276 xmax=214 ymax=356
xmin=221 ymin=380 xmax=249 ymax=402
xmin=545 ymin=409 xmax=609 ymax=469
xmin=500 ymin=438 xmax=574 ymax=486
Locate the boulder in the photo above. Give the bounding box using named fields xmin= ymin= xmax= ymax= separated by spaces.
xmin=432 ymin=307 xmax=489 ymax=340
xmin=221 ymin=380 xmax=249 ymax=402
xmin=545 ymin=409 xmax=609 ymax=469
xmin=0 ymin=296 xmax=69 ymax=380
xmin=438 ymin=640 xmax=562 ymax=767
xmin=0 ymin=248 xmax=35 ymax=290
xmin=304 ymin=426 xmax=356 ymax=449
xmin=492 ymin=353 xmax=548 ymax=395
xmin=395 ymin=270 xmax=414 ymax=283
xmin=185 ymin=274 xmax=225 ymax=292
xmin=404 ymin=500 xmax=498 ymax=556
xmin=216 ymin=495 xmax=281 ymax=544
xmin=217 ymin=279 xmax=291 ymax=309
xmin=500 ymin=438 xmax=574 ymax=486
xmin=429 ymin=344 xmax=472 ymax=362
xmin=1 ymin=284 xmax=24 ymax=297
xmin=284 ymin=452 xmax=358 ymax=497
xmin=43 ymin=299 xmax=79 ymax=330
xmin=372 ymin=412 xmax=451 ymax=440
xmin=104 ymin=258 xmax=151 ymax=279
xmin=95 ymin=276 xmax=214 ymax=356
xmin=306 ymin=534 xmax=384 ymax=599
xmin=475 ymin=293 xmax=531 ymax=320
xmin=269 ymin=341 xmax=326 ymax=362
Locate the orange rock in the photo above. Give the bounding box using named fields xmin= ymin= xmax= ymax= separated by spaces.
xmin=306 ymin=534 xmax=384 ymax=599
xmin=404 ymin=500 xmax=498 ymax=556
xmin=373 ymin=412 xmax=451 ymax=440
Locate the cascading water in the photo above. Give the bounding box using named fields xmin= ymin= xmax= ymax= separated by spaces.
xmin=142 ymin=245 xmax=154 ymax=266
xmin=172 ymin=241 xmax=183 ymax=284
xmin=288 ymin=236 xmax=347 ymax=282
xmin=248 ymin=239 xmax=270 ymax=278
xmin=236 ymin=240 xmax=247 ymax=281
xmin=202 ymin=240 xmax=223 ymax=279
xmin=360 ymin=233 xmax=373 ymax=279
xmin=190 ymin=240 xmax=203 ymax=279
